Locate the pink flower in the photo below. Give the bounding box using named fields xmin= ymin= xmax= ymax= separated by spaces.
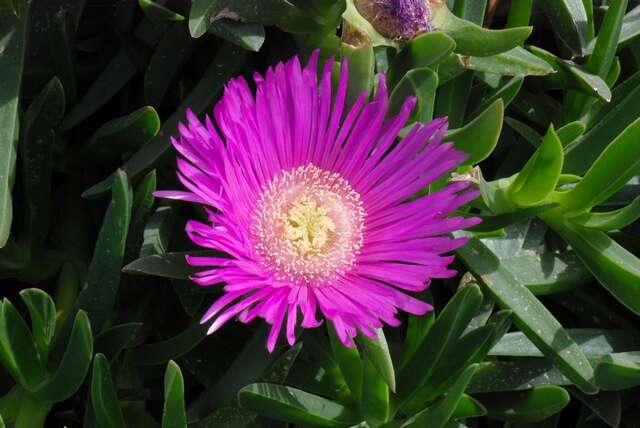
xmin=157 ymin=50 xmax=479 ymax=352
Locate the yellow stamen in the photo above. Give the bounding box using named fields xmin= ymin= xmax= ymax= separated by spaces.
xmin=284 ymin=196 xmax=335 ymax=255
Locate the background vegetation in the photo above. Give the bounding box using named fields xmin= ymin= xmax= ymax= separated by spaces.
xmin=1 ymin=0 xmax=640 ymax=426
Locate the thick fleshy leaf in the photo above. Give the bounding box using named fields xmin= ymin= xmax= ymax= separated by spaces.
xmin=490 ymin=329 xmax=640 ymax=358
xmin=33 ymin=311 xmax=93 ymax=402
xmin=571 ymin=389 xmax=621 ymax=428
xmin=356 ymin=329 xmax=395 ymax=393
xmin=401 ymin=365 xmax=478 ymax=428
xmin=343 ymin=42 xmax=374 ymax=108
xmin=456 ymin=232 xmax=598 ymax=394
xmin=123 ymin=251 xmax=204 ymax=279
xmin=80 ymin=106 xmax=160 ymax=165
xmin=544 ymin=219 xmax=640 ymax=316
xmin=431 ymin=2 xmax=532 ymax=57
xmin=238 ymin=383 xmax=361 ymax=427
xmin=187 ymin=327 xmax=278 ymax=420
xmin=361 ymin=355 xmax=389 ymax=424
xmin=139 ymin=0 xmax=185 ymax=22
xmin=556 ymin=121 xmax=585 ymax=146
xmin=594 ymin=352 xmax=640 ymax=390
xmin=468 ymin=77 xmax=523 ymax=120
xmin=0 ymin=299 xmax=45 ymax=390
xmin=572 ymin=195 xmax=640 ymax=231
xmin=140 ymin=206 xmax=175 ymax=257
xmin=208 ymin=19 xmax=265 ymax=51
xmin=397 ymin=284 xmax=483 ymax=406
xmin=587 ymin=4 xmax=640 ymax=51
xmin=133 ymin=321 xmax=208 ymax=365
xmin=91 ymin=353 xmax=125 ymax=428
xmin=451 ymin=394 xmax=487 ymax=419
xmin=387 ymin=32 xmax=455 ymax=88
xmin=565 ymin=73 xmax=640 ymax=175
xmin=145 ymin=22 xmax=198 ymax=107
xmin=508 ymin=125 xmax=563 ymax=207
xmin=404 ymin=309 xmax=512 ymax=413
xmin=538 ymin=0 xmax=589 ymax=55
xmin=0 ymin=0 xmax=29 ymax=248
xmin=479 ymin=386 xmax=570 ymax=423
xmin=445 ymin=99 xmax=503 ymax=166
xmin=83 ymin=42 xmax=248 ymax=198
xmin=19 ymin=77 xmax=65 ymax=258
xmin=163 ymin=361 xmax=187 ymax=428
xmin=189 ymin=0 xmax=318 ymax=38
xmin=19 ymin=289 xmax=56 ymax=365
xmin=558 ymin=117 xmax=640 ymax=216
xmin=328 ymin=323 xmax=362 ymax=399
xmin=468 ymin=360 xmax=571 ymax=393
xmin=389 ymin=67 xmax=438 ymax=123
xmin=529 ymin=46 xmax=611 ymax=102
xmin=94 ymin=323 xmax=142 ymax=362
xmin=77 ymin=170 xmax=132 ymax=333
xmin=61 ymin=18 xmax=168 ymax=130
xmin=462 ymin=47 xmax=555 ymax=77
xmin=586 ymin=0 xmax=628 ymax=78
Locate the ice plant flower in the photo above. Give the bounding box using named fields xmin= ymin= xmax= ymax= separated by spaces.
xmin=157 ymin=50 xmax=480 ymax=352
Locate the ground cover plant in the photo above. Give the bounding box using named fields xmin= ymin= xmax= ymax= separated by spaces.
xmin=1 ymin=0 xmax=640 ymax=426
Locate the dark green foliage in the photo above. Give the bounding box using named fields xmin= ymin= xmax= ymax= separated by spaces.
xmin=0 ymin=0 xmax=640 ymax=427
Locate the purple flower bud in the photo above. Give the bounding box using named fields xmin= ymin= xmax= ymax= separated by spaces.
xmin=354 ymin=0 xmax=433 ymax=40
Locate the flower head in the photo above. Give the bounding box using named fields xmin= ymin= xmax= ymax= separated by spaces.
xmin=157 ymin=50 xmax=479 ymax=352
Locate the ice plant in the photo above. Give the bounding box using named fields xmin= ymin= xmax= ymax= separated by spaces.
xmin=157 ymin=50 xmax=479 ymax=352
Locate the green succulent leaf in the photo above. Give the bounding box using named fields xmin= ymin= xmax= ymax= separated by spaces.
xmin=163 ymin=361 xmax=187 ymax=428
xmin=342 ymin=42 xmax=374 ymax=108
xmin=431 ymin=2 xmax=532 ymax=57
xmin=83 ymin=42 xmax=248 ymax=198
xmin=94 ymin=322 xmax=142 ymax=362
xmin=0 ymin=299 xmax=46 ymax=390
xmin=34 ymin=310 xmax=93 ymax=402
xmin=508 ymin=125 xmax=563 ymax=207
xmin=389 ymin=67 xmax=438 ymax=123
xmin=77 ymin=169 xmax=133 ymax=333
xmin=543 ymin=219 xmax=640 ymax=316
xmin=356 ymin=329 xmax=395 ymax=393
xmin=19 ymin=289 xmax=56 ymax=365
xmin=461 ymin=47 xmax=555 ymax=77
xmin=387 ymin=32 xmax=455 ymax=88
xmin=479 ymin=386 xmax=570 ymax=423
xmin=401 ymin=364 xmax=478 ymax=428
xmin=139 ymin=0 xmax=185 ymax=22
xmin=328 ymin=322 xmax=362 ymax=400
xmin=456 ymin=233 xmax=598 ymax=394
xmin=238 ymin=383 xmax=361 ymax=428
xmin=572 ymin=195 xmax=640 ymax=231
xmin=361 ymin=354 xmax=389 ymax=424
xmin=0 ymin=0 xmax=29 ymax=248
xmin=80 ymin=106 xmax=161 ymax=166
xmin=445 ymin=99 xmax=503 ymax=166
xmin=594 ymin=352 xmax=640 ymax=390
xmin=397 ymin=283 xmax=483 ymax=406
xmin=91 ymin=353 xmax=126 ymax=428
xmin=537 ymin=0 xmax=589 ymax=55
xmin=208 ymin=19 xmax=266 ymax=52
xmin=490 ymin=329 xmax=640 ymax=358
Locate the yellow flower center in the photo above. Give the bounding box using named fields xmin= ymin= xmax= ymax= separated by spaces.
xmin=284 ymin=197 xmax=335 ymax=255
xmin=252 ymin=164 xmax=365 ymax=283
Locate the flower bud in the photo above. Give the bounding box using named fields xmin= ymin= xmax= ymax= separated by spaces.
xmin=353 ymin=0 xmax=433 ymax=41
